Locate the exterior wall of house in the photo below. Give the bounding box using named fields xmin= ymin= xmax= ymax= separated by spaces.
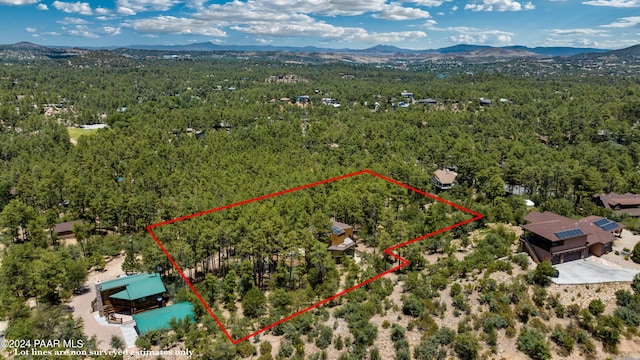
xmin=330 ymin=228 xmax=353 ymax=246
xmin=331 ymin=233 xmax=345 ymax=246
xmin=110 ymin=296 xmax=164 ymax=314
xmin=524 ymin=233 xmax=588 ymax=264
xmin=590 ymin=243 xmax=604 ymax=257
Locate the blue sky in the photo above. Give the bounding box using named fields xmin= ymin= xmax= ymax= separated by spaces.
xmin=1 ymin=0 xmax=639 ymax=49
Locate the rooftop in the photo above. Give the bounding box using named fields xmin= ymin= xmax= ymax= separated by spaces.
xmin=53 ymin=220 xmax=82 ymax=234
xmin=133 ymin=302 xmax=195 ymax=334
xmin=522 ymin=211 xmax=623 ymax=245
xmin=433 ymin=169 xmax=458 ymax=184
xmin=101 ymin=273 xmax=166 ymax=301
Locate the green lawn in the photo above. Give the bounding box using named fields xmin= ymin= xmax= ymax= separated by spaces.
xmin=67 ymin=127 xmax=99 ymax=139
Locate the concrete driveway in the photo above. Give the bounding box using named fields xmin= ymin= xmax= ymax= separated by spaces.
xmin=552 ymin=257 xmax=640 ymax=285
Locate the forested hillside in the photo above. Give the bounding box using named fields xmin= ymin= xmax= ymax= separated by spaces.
xmin=1 ymin=54 xmax=640 ymax=359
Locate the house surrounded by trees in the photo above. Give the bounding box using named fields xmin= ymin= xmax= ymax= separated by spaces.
xmin=433 ymin=169 xmax=458 ymax=190
xmin=94 ymin=273 xmax=166 ymax=317
xmin=328 ymin=219 xmax=356 ymax=257
xmin=594 ymin=192 xmax=640 ymax=217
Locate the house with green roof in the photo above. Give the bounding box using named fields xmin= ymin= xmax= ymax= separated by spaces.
xmin=133 ymin=302 xmax=195 ymax=334
xmin=96 ymin=273 xmax=166 ymax=316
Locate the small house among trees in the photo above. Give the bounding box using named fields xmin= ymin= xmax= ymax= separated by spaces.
xmin=594 ymin=192 xmax=640 ymax=217
xmin=94 ymin=273 xmax=166 ymax=317
xmin=520 ymin=211 xmax=622 ymax=264
xmin=433 ymin=169 xmax=458 ymax=190
xmin=53 ymin=220 xmax=82 ymax=239
xmin=328 ymin=219 xmax=356 ymax=257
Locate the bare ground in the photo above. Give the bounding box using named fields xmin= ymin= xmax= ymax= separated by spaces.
xmin=68 ymin=254 xmax=128 ymax=351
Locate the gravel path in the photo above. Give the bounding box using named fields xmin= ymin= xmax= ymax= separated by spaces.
xmin=68 ymin=255 xmax=131 ymax=351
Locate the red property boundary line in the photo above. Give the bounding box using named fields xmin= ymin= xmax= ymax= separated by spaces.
xmin=146 ymin=169 xmax=483 ymax=344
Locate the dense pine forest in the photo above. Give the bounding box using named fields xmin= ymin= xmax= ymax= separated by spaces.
xmin=2 ymin=52 xmax=640 ymax=360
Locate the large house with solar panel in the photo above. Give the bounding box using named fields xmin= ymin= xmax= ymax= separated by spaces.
xmin=329 ymin=220 xmax=356 ymax=257
xmin=520 ymin=211 xmax=623 ymax=264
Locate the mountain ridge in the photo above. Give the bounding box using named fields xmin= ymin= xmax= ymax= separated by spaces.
xmin=1 ymin=41 xmax=637 ymax=59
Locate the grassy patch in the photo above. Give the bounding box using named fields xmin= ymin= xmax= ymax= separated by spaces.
xmin=67 ymin=127 xmax=99 ymax=139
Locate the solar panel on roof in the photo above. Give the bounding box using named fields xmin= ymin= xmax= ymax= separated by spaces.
xmin=554 ymin=229 xmax=584 ymax=240
xmin=331 ymin=226 xmax=344 ymax=235
xmin=600 ymin=222 xmax=620 ymax=232
xmin=593 ymin=218 xmax=610 ymax=226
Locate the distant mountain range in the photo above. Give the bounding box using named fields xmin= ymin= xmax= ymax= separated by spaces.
xmin=118 ymin=42 xmax=614 ymax=57
xmin=1 ymin=41 xmax=638 ymax=60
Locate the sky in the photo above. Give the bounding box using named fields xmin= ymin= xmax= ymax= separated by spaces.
xmin=1 ymin=0 xmax=639 ymax=50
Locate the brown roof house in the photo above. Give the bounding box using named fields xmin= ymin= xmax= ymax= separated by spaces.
xmin=520 ymin=211 xmax=623 ymax=264
xmin=53 ymin=220 xmax=83 ymax=239
xmin=433 ymin=169 xmax=458 ymax=190
xmin=594 ymin=192 xmax=640 ymax=217
xmin=328 ymin=220 xmax=356 ymax=257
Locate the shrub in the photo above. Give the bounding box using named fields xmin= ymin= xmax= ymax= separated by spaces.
xmin=451 ymin=283 xmax=462 ymax=297
xmin=532 ymin=261 xmax=556 ymax=286
xmin=236 ymin=341 xmax=256 ymax=358
xmin=588 ymin=299 xmax=605 ymax=316
xmin=260 ymin=341 xmax=273 ymax=356
xmin=632 ymin=242 xmax=640 ymax=263
xmin=551 ymin=325 xmax=575 ymax=356
xmin=454 ymin=332 xmax=480 ymax=360
xmin=414 ymin=337 xmax=439 ymax=360
xmin=614 ymin=306 xmax=640 ymax=326
xmin=334 ymin=335 xmax=343 ymax=350
xmin=517 ymin=327 xmax=551 ymax=360
xmin=402 ymin=294 xmax=423 ymax=317
xmin=278 ymin=340 xmax=294 ymax=358
xmin=512 ymin=254 xmax=529 ymax=270
xmin=315 ymin=325 xmax=332 ymax=350
xmin=382 ymin=320 xmax=390 ymax=329
xmin=391 ymin=324 xmax=406 ymax=343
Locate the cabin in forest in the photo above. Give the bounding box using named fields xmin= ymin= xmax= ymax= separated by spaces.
xmin=53 ymin=220 xmax=82 ymax=239
xmin=433 ymin=169 xmax=458 ymax=190
xmin=328 ymin=220 xmax=356 ymax=257
xmin=94 ymin=273 xmax=166 ymax=317
xmin=520 ymin=211 xmax=622 ymax=264
xmin=594 ymin=192 xmax=640 ymax=217
xmin=479 ymin=97 xmax=492 ymax=106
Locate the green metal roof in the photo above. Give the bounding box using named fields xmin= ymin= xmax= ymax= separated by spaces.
xmin=133 ymin=302 xmax=195 ymax=334
xmin=102 ymin=273 xmax=166 ymax=301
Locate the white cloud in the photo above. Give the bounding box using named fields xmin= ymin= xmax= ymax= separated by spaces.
xmin=116 ymin=0 xmax=181 ymax=15
xmin=37 ymin=3 xmax=48 ymax=9
xmin=0 ymin=0 xmax=38 ymax=5
xmin=95 ymin=7 xmax=110 ymax=14
xmin=25 ymin=27 xmax=37 ymax=32
xmin=406 ymin=0 xmax=448 ymax=6
xmin=601 ymin=16 xmax=640 ymax=27
xmin=451 ymin=4 xmax=458 ymax=10
xmin=373 ymin=4 xmax=431 ymax=20
xmin=255 ymin=38 xmax=273 ymax=44
xmin=465 ymin=0 xmax=534 ymax=11
xmin=102 ymin=26 xmax=122 ymax=35
xmin=67 ymin=24 xmax=99 ymax=38
xmin=348 ymin=30 xmax=427 ymax=43
xmin=549 ymin=28 xmax=609 ymax=36
xmin=423 ymin=19 xmax=441 ymax=30
xmin=52 ymin=1 xmax=93 ymax=15
xmin=582 ymin=0 xmax=640 ymax=6
xmin=446 ymin=27 xmax=513 ymax=43
xmin=124 ymin=16 xmax=227 ymax=36
xmin=57 ymin=17 xmax=89 ymax=24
